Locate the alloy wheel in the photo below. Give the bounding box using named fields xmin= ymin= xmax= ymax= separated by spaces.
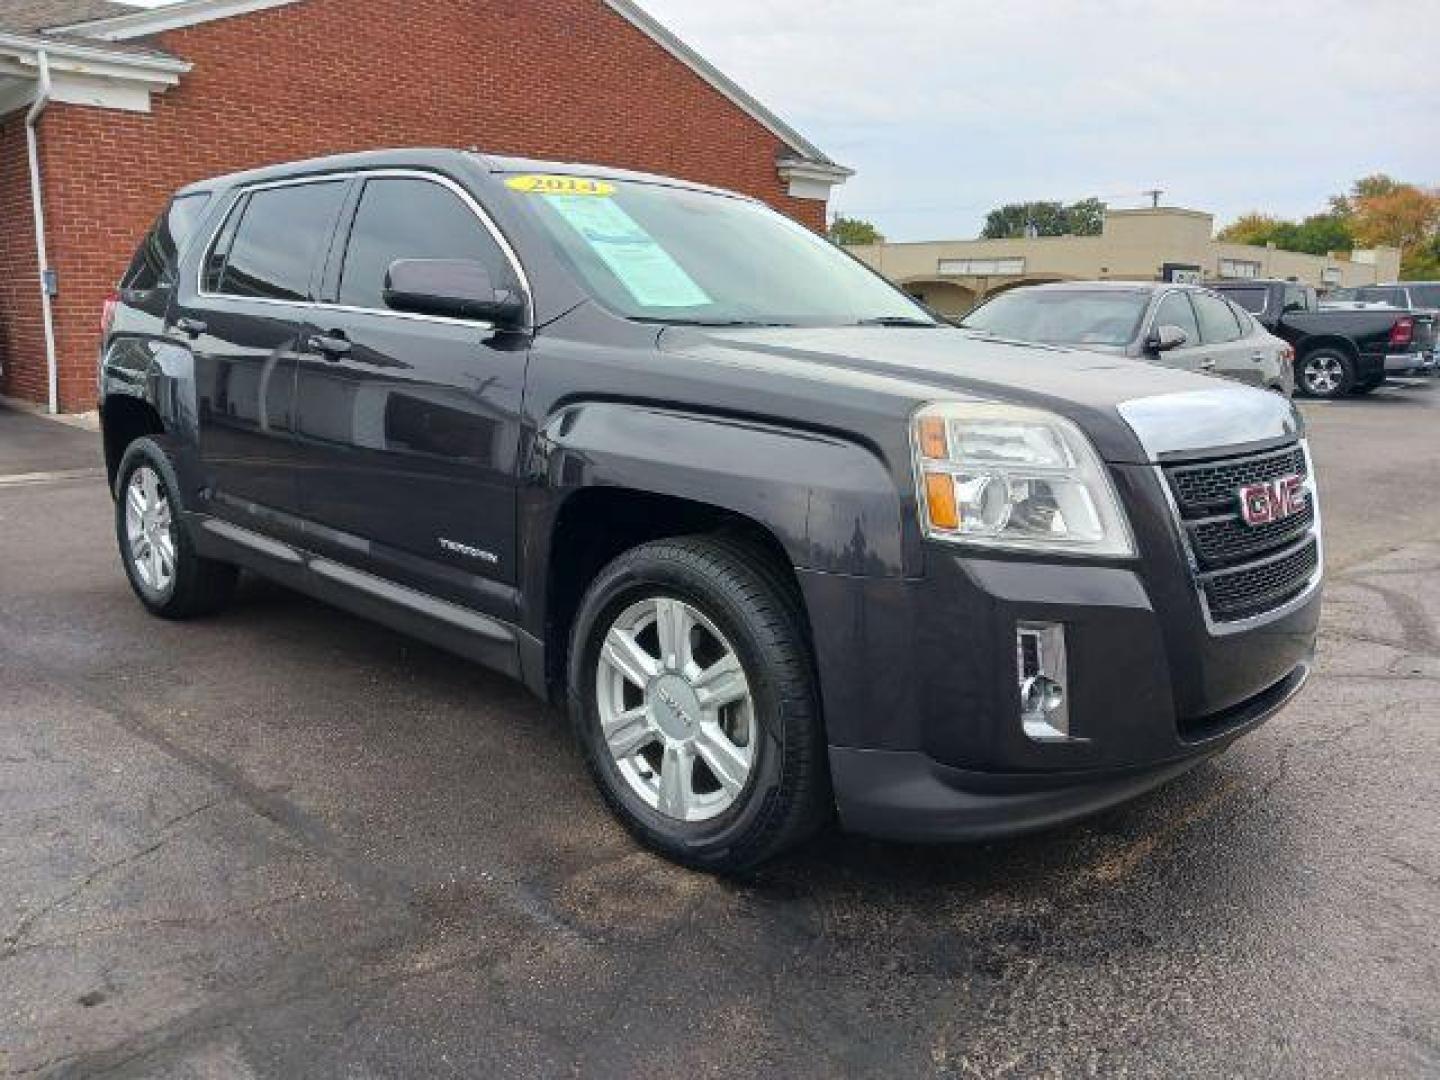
xmin=125 ymin=465 xmax=176 ymax=594
xmin=1304 ymin=356 xmax=1343 ymax=395
xmin=595 ymin=596 xmax=756 ymax=822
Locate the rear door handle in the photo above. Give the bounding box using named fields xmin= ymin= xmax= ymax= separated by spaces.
xmin=174 ymin=317 xmax=207 ymax=338
xmin=306 ymin=332 xmax=351 ymax=359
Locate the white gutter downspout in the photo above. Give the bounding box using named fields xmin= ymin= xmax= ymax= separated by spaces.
xmin=25 ymin=50 xmax=59 ymax=414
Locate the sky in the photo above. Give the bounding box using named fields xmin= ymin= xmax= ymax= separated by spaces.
xmin=118 ymin=0 xmax=1439 ymax=241
xmin=632 ymin=0 xmax=1440 ymax=241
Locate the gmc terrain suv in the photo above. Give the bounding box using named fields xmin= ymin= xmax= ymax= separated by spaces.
xmin=100 ymin=150 xmax=1322 ymax=870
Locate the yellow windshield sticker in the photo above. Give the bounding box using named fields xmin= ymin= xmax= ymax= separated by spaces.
xmin=506 ymin=174 xmax=615 ymax=197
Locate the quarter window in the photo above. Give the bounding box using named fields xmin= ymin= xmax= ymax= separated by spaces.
xmin=338 ymin=177 xmax=513 ymax=313
xmin=209 ymin=181 xmax=347 ymax=301
xmin=1192 ymin=291 xmax=1244 ymax=344
xmin=1153 ymin=291 xmax=1200 ymax=346
xmin=123 ymin=192 xmax=212 ymax=290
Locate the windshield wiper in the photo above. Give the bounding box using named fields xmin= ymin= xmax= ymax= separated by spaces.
xmin=855 ymin=316 xmax=938 ymax=327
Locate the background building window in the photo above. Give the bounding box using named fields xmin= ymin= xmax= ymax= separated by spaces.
xmin=938 ymin=257 xmax=1026 ymax=276
xmin=1218 ymin=258 xmax=1261 ymax=280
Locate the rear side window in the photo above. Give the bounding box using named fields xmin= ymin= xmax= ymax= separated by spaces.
xmin=1282 ymin=286 xmax=1311 ymax=313
xmin=1224 ymin=287 xmax=1268 ymax=314
xmin=337 ymin=176 xmax=515 ymax=312
xmin=121 ymin=192 xmax=211 ymax=291
xmin=1357 ymin=286 xmax=1407 ymax=307
xmin=1192 ymin=291 xmax=1244 ymax=343
xmin=207 ymin=181 xmax=347 ymax=301
xmin=1153 ymin=291 xmax=1200 ymax=344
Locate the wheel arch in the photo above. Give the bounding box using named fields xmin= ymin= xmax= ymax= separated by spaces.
xmin=524 ymin=401 xmax=908 ymax=701
xmin=1296 ymin=335 xmax=1358 ymax=362
xmin=100 ymin=336 xmax=201 ymax=494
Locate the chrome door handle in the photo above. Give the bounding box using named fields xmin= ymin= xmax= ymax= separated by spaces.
xmin=306 ymin=332 xmax=351 ymax=359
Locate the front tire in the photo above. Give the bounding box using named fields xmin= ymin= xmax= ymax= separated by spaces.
xmin=569 ymin=536 xmax=828 ymax=871
xmin=1297 ymin=348 xmax=1354 ymax=398
xmin=115 ymin=436 xmax=237 ymax=619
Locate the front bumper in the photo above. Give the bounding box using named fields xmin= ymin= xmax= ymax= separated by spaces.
xmin=798 ymin=463 xmax=1321 ymax=843
xmin=829 ymin=662 xmax=1308 ymax=841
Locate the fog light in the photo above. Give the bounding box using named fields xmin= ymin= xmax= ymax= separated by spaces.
xmin=1016 ymin=622 xmax=1076 ymax=743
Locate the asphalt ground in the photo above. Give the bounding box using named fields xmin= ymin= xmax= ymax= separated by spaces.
xmin=1 ymin=382 xmax=1437 ymax=1078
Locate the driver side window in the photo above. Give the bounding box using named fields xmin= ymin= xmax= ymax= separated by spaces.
xmin=1154 ymin=291 xmax=1200 ymax=347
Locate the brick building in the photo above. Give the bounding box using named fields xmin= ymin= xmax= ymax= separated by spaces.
xmin=0 ymin=0 xmax=850 ymax=412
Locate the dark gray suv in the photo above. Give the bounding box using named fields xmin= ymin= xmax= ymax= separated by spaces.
xmin=99 ymin=150 xmax=1321 ymax=870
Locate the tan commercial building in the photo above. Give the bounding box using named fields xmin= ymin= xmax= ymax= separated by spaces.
xmin=848 ymin=207 xmax=1402 ymax=318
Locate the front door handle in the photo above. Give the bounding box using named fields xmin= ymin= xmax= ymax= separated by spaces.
xmin=306 ymin=332 xmax=351 ymax=359
xmin=174 ymin=316 xmax=208 ymax=338
xmin=1200 ymin=357 xmax=1217 ymax=370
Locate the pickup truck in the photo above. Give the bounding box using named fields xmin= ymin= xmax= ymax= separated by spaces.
xmin=1211 ymin=279 xmax=1435 ymax=396
xmin=99 ymin=150 xmax=1322 ymax=870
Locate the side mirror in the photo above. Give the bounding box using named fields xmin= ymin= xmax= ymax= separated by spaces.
xmin=1147 ymin=324 xmax=1189 ymax=352
xmin=383 ymin=259 xmax=525 ymax=327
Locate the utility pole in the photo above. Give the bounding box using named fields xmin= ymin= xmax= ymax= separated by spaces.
xmin=1141 ymin=188 xmax=1164 ymax=209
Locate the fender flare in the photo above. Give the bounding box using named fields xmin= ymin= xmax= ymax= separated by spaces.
xmin=524 ymin=401 xmax=909 ymax=585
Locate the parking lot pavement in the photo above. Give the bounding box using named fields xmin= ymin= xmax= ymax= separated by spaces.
xmin=1 ymin=384 xmax=1438 ymax=1079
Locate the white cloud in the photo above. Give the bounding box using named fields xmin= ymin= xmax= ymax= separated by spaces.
xmin=634 ymin=0 xmax=1440 ymax=239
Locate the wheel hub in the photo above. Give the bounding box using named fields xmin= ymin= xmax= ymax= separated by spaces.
xmin=649 ymin=674 xmax=702 ymax=742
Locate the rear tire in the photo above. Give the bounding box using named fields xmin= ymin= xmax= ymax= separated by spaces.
xmin=568 ymin=535 xmax=829 ymax=872
xmin=115 ymin=436 xmax=238 ymax=619
xmin=1296 ymin=348 xmax=1354 ymax=399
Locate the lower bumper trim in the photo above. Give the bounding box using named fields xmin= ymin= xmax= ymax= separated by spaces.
xmin=831 ymin=661 xmax=1310 ymax=843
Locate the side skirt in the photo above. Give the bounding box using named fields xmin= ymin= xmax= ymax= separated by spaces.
xmin=191 ymin=513 xmax=542 ymax=685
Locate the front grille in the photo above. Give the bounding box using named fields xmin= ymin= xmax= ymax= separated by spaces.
xmin=1200 ymin=537 xmax=1319 ymax=621
xmin=1168 ymin=445 xmax=1307 ymax=513
xmin=1189 ymin=500 xmax=1315 ymax=568
xmin=1162 ymin=443 xmax=1320 ymax=623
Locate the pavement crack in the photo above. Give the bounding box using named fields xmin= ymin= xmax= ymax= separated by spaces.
xmin=2 ymin=836 xmax=175 ymax=957
xmin=1381 ymin=853 xmax=1440 ymax=889
xmin=1 ymin=797 xmax=225 ymax=957
xmin=1347 ymin=579 xmax=1440 ymax=656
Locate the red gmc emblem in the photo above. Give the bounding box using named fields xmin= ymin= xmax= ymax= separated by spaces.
xmin=1239 ymin=474 xmax=1306 ymax=527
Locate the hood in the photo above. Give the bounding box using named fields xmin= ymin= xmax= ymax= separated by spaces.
xmin=659 ymin=325 xmax=1301 ymax=464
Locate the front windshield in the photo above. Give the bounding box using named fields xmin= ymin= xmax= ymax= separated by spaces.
xmin=503 ymin=174 xmax=933 ymax=327
xmin=960 ymin=289 xmax=1148 ymax=346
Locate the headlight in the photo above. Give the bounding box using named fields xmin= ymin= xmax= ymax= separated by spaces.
xmin=912 ymin=401 xmax=1135 ymax=557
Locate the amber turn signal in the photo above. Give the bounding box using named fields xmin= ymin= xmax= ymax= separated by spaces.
xmin=923 ymin=471 xmax=959 ymax=530
xmin=918 ymin=415 xmax=949 ymax=460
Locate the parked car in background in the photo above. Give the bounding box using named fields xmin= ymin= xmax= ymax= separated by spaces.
xmin=99 ymin=150 xmax=1321 ymax=870
xmin=957 ymin=281 xmax=1294 ymax=394
xmin=1211 ymin=279 xmax=1436 ymax=396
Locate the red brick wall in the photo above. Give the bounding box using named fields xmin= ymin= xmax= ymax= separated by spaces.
xmin=0 ymin=0 xmax=830 ymax=410
xmin=0 ymin=114 xmax=47 ymax=404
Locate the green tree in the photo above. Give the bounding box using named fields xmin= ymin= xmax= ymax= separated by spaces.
xmin=828 ymin=216 xmax=884 ymax=246
xmin=1402 ymin=235 xmax=1440 ymax=280
xmin=1218 ymin=211 xmax=1354 ymax=256
xmin=980 ymin=199 xmax=1105 ymax=239
xmin=1217 ymin=213 xmax=1286 ymax=246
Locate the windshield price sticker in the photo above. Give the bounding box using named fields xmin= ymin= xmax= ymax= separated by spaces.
xmin=506 ymin=174 xmax=616 ymax=197
xmin=541 ymin=194 xmax=712 ymax=309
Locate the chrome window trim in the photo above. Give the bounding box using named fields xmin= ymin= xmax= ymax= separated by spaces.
xmin=1144 ymin=287 xmax=1199 ymax=348
xmin=192 ymin=168 xmax=534 ymax=332
xmin=1152 ymin=438 xmax=1323 ymax=637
